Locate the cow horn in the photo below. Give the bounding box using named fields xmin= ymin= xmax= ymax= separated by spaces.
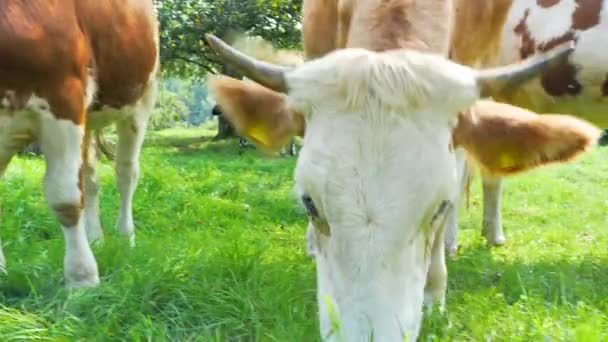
xmin=205 ymin=34 xmax=290 ymax=93
xmin=476 ymin=42 xmax=575 ymax=98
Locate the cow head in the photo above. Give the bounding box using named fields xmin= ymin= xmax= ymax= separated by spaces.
xmin=206 ymin=35 xmax=594 ymax=340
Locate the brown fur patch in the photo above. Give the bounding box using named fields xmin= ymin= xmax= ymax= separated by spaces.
xmin=572 ymin=0 xmax=603 ymax=30
xmin=303 ymin=0 xmax=338 ymax=59
xmin=0 ymin=0 xmax=157 ymax=124
xmin=513 ymin=9 xmax=578 ymax=58
xmin=540 ymin=31 xmax=577 ymax=53
xmin=52 ymin=203 xmax=83 ymax=228
xmin=537 ymin=0 xmax=560 ymax=7
xmin=512 ymin=10 xmax=582 ymax=97
xmin=342 ymin=0 xmax=451 ymax=53
xmin=451 ymin=0 xmax=515 ymax=66
xmin=603 ymin=74 xmax=608 ymax=96
xmin=513 ymin=9 xmax=534 ymax=59
xmin=209 ymin=77 xmax=304 ymax=153
xmin=453 ymin=100 xmax=601 ymax=176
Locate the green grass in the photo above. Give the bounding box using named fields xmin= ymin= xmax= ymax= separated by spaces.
xmin=1 ymin=126 xmax=607 ymax=341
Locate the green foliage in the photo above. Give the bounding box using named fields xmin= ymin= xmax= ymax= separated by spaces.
xmin=152 ymin=78 xmax=214 ymax=130
xmin=156 ymin=0 xmax=303 ymax=78
xmin=1 ymin=128 xmax=607 ymax=340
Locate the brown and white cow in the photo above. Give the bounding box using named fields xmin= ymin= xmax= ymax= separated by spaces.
xmin=203 ymin=0 xmax=600 ymax=339
xmin=445 ymin=0 xmax=608 ymax=253
xmin=0 ymin=0 xmax=159 ymax=288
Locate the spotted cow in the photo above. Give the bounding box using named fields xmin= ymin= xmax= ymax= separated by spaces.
xmin=446 ymin=0 xmax=608 ymax=253
xmin=0 ymin=0 xmax=159 ymax=288
xmin=203 ymin=0 xmax=600 ymax=339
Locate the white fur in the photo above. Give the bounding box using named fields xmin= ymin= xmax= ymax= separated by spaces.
xmin=85 ymin=69 xmax=98 ymax=109
xmin=526 ymin=1 xmax=577 ymax=44
xmin=287 ymin=49 xmax=480 ymax=340
xmin=444 ymin=148 xmax=468 ymax=256
xmin=61 ymin=215 xmax=99 ymax=288
xmin=36 ymin=100 xmax=99 ymax=287
xmin=115 ymin=79 xmax=157 ymax=246
xmin=482 ymin=177 xmax=505 ymax=246
xmin=83 ymin=134 xmax=104 ymax=243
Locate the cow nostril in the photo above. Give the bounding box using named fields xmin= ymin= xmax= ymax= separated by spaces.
xmin=301 ymin=193 xmax=318 ymax=218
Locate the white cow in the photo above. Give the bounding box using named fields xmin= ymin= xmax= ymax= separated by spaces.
xmin=204 ymin=33 xmax=599 ymax=340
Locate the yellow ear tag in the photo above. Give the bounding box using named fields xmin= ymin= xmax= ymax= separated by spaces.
xmin=497 ymin=152 xmax=517 ymax=170
xmin=246 ymin=124 xmax=273 ymax=149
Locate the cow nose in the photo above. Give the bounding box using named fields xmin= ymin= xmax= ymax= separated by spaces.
xmin=301 ymin=193 xmax=318 ymax=218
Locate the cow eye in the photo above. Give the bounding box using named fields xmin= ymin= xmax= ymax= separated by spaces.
xmin=301 ymin=193 xmax=318 ymax=218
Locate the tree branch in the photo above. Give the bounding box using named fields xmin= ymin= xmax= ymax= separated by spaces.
xmin=166 ymin=55 xmax=219 ymax=74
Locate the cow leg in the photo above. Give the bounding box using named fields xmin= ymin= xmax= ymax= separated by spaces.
xmin=445 ymin=149 xmax=468 ymax=257
xmin=424 ymin=204 xmax=451 ymax=311
xmin=482 ymin=176 xmax=505 ymax=246
xmin=289 ymin=138 xmax=297 ymax=156
xmin=115 ymin=84 xmax=155 ymax=246
xmin=0 ymin=113 xmax=38 ymax=273
xmin=0 ymin=204 xmax=5 ymax=273
xmin=0 ymin=134 xmax=12 ymax=273
xmin=39 ymin=113 xmax=99 ymax=288
xmin=424 ymin=234 xmax=447 ymax=312
xmin=83 ymin=132 xmax=104 ymax=243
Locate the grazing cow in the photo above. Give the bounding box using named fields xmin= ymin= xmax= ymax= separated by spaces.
xmin=204 ymin=5 xmax=599 ymax=341
xmin=0 ymin=0 xmax=159 ymax=288
xmin=212 ymin=103 xmax=298 ymax=155
xmin=445 ymin=0 xmax=608 ymax=253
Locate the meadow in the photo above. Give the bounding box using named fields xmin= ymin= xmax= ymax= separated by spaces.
xmin=0 ymin=126 xmax=607 ymax=341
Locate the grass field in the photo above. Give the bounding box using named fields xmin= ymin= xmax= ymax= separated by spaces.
xmin=0 ymin=126 xmax=607 ymax=341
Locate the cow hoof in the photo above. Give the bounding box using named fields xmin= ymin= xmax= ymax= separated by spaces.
xmin=65 ymin=256 xmax=99 ymax=289
xmin=65 ymin=271 xmax=100 ymax=289
xmin=423 ymin=292 xmax=445 ymax=315
xmin=66 ymin=276 xmax=100 ymax=289
xmin=482 ymin=223 xmax=506 ymax=247
xmin=126 ymin=234 xmax=135 ymax=248
xmin=483 ymin=233 xmax=506 ymax=246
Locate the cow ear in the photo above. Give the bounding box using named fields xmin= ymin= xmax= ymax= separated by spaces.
xmin=208 ymin=76 xmax=305 ymax=153
xmin=452 ymin=100 xmax=601 ymax=176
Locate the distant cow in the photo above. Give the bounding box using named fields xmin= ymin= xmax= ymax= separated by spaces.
xmin=212 ymin=103 xmax=298 ymax=156
xmin=0 ymin=0 xmax=159 ymax=288
xmin=444 ymin=0 xmax=608 ymax=254
xmin=204 ymin=9 xmax=598 ymax=342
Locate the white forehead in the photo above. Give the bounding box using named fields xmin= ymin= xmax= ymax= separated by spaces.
xmin=290 ymin=49 xmax=478 ymax=228
xmin=294 ymin=104 xmax=459 ymax=239
xmin=285 ymin=48 xmax=480 ymax=117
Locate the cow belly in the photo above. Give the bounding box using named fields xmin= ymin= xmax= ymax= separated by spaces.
xmin=87 ymin=107 xmax=133 ymax=130
xmin=497 ymin=0 xmax=608 ymax=125
xmin=0 ymin=101 xmax=43 ymax=171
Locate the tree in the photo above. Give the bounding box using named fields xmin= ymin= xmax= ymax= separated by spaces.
xmin=156 ymin=0 xmax=303 ymax=78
